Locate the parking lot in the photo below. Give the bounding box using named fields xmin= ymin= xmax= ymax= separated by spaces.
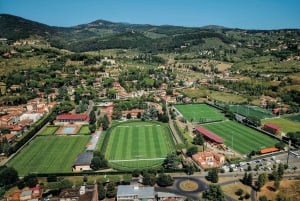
xmin=222 ymin=151 xmax=300 ymax=173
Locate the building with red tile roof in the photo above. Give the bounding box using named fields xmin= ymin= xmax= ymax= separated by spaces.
xmin=263 ymin=122 xmax=281 ymax=135
xmin=56 ymin=113 xmax=90 ymax=123
xmin=260 ymin=147 xmax=279 ymax=154
xmin=192 ymin=151 xmax=225 ymax=169
xmin=194 ymin=126 xmax=224 ymax=144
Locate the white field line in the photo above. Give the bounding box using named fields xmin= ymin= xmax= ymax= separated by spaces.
xmin=109 ymin=157 xmax=165 ymax=162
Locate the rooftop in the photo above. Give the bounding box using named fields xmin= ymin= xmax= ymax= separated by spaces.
xmin=195 ymin=126 xmax=224 ymax=143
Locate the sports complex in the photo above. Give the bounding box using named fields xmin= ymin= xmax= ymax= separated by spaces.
xmin=175 ymin=103 xmax=280 ymax=155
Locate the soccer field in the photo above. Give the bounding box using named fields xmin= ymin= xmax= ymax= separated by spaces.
xmin=104 ymin=121 xmax=175 ymax=170
xmin=203 ymin=121 xmax=279 ymax=155
xmin=175 ymin=104 xmax=225 ymax=123
xmin=8 ymin=136 xmax=89 ymax=176
xmin=229 ymin=105 xmax=274 ymax=119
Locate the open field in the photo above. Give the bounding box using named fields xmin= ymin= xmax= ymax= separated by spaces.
xmin=203 ymin=121 xmax=279 ymax=155
xmin=258 ymin=180 xmax=300 ymax=201
xmin=262 ymin=117 xmax=300 ymax=134
xmin=105 ymin=121 xmax=175 ymax=170
xmin=175 ymin=104 xmax=226 ymax=123
xmin=181 ymin=88 xmax=247 ymax=103
xmin=38 ymin=126 xmax=59 ymax=136
xmin=229 ymin=104 xmax=274 ymax=119
xmin=8 ymin=136 xmax=89 ymax=176
xmin=284 ymin=113 xmax=300 ymax=122
xmin=222 ymin=182 xmax=252 ymax=201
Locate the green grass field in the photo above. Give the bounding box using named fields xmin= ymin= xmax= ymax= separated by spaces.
xmin=175 ymin=104 xmax=226 ymax=123
xmin=284 ymin=113 xmax=300 ymax=122
xmin=229 ymin=105 xmax=274 ymax=119
xmin=203 ymin=121 xmax=278 ymax=155
xmin=262 ymin=117 xmax=300 ymax=133
xmin=38 ymin=126 xmax=59 ymax=136
xmin=8 ymin=136 xmax=89 ymax=176
xmin=77 ymin=125 xmax=91 ymax=135
xmin=105 ymin=121 xmax=175 ymax=170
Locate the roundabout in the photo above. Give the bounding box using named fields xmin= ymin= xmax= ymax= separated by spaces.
xmin=175 ymin=177 xmax=207 ymax=193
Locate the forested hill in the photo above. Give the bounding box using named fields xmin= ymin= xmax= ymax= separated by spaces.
xmin=1 ymin=14 xmax=299 ymax=53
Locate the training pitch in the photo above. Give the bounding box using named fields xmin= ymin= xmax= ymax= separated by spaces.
xmin=104 ymin=121 xmax=175 ymax=170
xmin=8 ymin=136 xmax=89 ymax=176
xmin=175 ymin=104 xmax=226 ymax=123
xmin=203 ymin=121 xmax=279 ymax=155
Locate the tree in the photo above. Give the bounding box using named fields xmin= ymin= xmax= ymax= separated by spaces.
xmin=259 ymin=195 xmax=268 ymax=201
xmin=277 ymin=163 xmax=284 ymax=180
xmin=89 ymin=110 xmax=96 ymax=124
xmin=246 ymin=173 xmax=253 ymax=186
xmin=126 ymin=113 xmax=131 ymax=119
xmin=184 ymin=163 xmax=195 ymax=176
xmin=163 ymin=152 xmax=180 ymax=170
xmin=203 ymin=184 xmax=226 ymax=201
xmin=193 ymin=133 xmax=204 ymax=145
xmin=106 ymin=183 xmax=116 ymax=198
xmin=90 ymin=151 xmax=108 ymax=170
xmin=0 ymin=167 xmax=19 ymax=187
xmin=256 ymin=173 xmax=268 ymax=191
xmin=235 ymin=188 xmax=244 ymax=199
xmin=98 ymin=183 xmax=106 ymax=200
xmin=242 ymin=172 xmax=248 ymax=184
xmin=186 ymin=146 xmax=198 ymax=157
xmin=244 ymin=192 xmax=250 ymax=199
xmin=156 ymin=173 xmax=174 ymax=187
xmin=274 ymin=176 xmax=280 ymax=190
xmin=23 ymin=174 xmax=38 ymax=188
xmin=142 ymin=172 xmax=156 ymax=186
xmin=275 ymin=142 xmax=285 ymax=150
xmin=132 ymin=169 xmax=140 ymax=177
xmin=207 ymin=168 xmax=219 ymax=183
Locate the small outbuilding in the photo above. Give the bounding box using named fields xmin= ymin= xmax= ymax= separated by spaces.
xmin=72 ymin=152 xmax=93 ymax=172
xmin=263 ymin=122 xmax=281 ymax=135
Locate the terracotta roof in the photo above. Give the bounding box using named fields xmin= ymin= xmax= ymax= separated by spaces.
xmin=57 ymin=114 xmax=89 ymax=121
xmin=264 ymin=122 xmax=281 ymax=131
xmin=260 ymin=147 xmax=279 ymax=154
xmin=195 ymin=126 xmax=224 ymax=143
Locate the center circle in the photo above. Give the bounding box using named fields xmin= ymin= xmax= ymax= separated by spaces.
xmin=179 ymin=180 xmax=199 ymax=191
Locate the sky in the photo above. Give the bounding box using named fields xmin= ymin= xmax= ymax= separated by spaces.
xmin=1 ymin=0 xmax=300 ymax=30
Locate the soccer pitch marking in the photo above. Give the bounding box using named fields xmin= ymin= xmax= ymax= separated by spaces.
xmin=117 ymin=125 xmax=161 ymax=128
xmin=109 ymin=157 xmax=165 ymax=162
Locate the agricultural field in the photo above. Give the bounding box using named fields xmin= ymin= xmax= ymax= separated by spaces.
xmin=175 ymin=104 xmax=226 ymax=123
xmin=262 ymin=118 xmax=300 ymax=134
xmin=8 ymin=136 xmax=89 ymax=176
xmin=229 ymin=104 xmax=274 ymax=119
xmin=38 ymin=126 xmax=59 ymax=136
xmin=104 ymin=121 xmax=175 ymax=170
xmin=203 ymin=121 xmax=279 ymax=155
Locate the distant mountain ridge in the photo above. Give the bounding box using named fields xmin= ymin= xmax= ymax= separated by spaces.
xmin=0 ymin=14 xmax=299 ymax=53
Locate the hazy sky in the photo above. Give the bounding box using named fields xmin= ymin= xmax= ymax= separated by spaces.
xmin=1 ymin=0 xmax=299 ymax=29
